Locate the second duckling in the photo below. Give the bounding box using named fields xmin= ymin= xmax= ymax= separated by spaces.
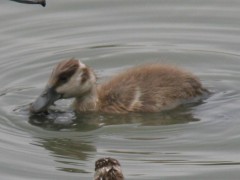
xmin=94 ymin=157 xmax=124 ymax=180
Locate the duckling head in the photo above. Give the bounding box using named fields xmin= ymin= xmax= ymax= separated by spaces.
xmin=30 ymin=59 xmax=96 ymax=113
xmin=94 ymin=157 xmax=124 ymax=180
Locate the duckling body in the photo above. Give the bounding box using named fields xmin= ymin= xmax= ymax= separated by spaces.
xmin=30 ymin=59 xmax=208 ymax=114
xmin=93 ymin=64 xmax=207 ymax=113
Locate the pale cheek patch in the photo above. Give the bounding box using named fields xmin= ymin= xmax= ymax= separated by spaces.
xmin=55 ymin=71 xmax=80 ymax=96
xmin=76 ymin=71 xmax=83 ymax=83
xmin=78 ymin=60 xmax=86 ymax=68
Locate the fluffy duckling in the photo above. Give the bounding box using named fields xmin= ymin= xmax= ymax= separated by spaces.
xmin=94 ymin=157 xmax=124 ymax=180
xmin=30 ymin=59 xmax=208 ymax=113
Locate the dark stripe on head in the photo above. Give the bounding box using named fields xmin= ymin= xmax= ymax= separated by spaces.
xmin=53 ymin=58 xmax=79 ymax=86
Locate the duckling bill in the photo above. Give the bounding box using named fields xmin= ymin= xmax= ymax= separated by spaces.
xmin=30 ymin=85 xmax=61 ymax=113
xmin=10 ymin=0 xmax=46 ymax=7
xmin=30 ymin=59 xmax=208 ymax=114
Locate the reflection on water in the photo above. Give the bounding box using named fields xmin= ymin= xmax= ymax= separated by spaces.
xmin=27 ymin=103 xmax=201 ymax=131
xmin=40 ymin=138 xmax=95 ymax=173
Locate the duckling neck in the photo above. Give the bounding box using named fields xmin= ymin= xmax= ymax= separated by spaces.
xmin=73 ymin=87 xmax=99 ymax=112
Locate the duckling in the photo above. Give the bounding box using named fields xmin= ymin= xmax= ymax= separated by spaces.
xmin=94 ymin=157 xmax=124 ymax=180
xmin=30 ymin=58 xmax=208 ymax=113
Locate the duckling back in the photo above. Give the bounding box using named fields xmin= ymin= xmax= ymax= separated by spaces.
xmin=97 ymin=64 xmax=208 ymax=113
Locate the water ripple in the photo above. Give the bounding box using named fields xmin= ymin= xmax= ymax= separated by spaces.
xmin=1 ymin=0 xmax=240 ymax=179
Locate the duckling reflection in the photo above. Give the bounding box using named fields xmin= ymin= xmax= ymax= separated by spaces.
xmin=41 ymin=138 xmax=95 ymax=160
xmin=10 ymin=0 xmax=46 ymax=7
xmin=30 ymin=58 xmax=208 ymax=114
xmin=28 ymin=104 xmax=200 ymax=130
xmin=37 ymin=137 xmax=96 ymax=173
xmin=95 ymin=157 xmax=124 ymax=180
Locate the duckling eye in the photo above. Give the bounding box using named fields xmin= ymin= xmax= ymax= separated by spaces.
xmin=59 ymin=75 xmax=69 ymax=83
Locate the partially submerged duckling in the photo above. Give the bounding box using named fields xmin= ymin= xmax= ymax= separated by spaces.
xmin=30 ymin=59 xmax=208 ymax=113
xmin=10 ymin=0 xmax=46 ymax=7
xmin=94 ymin=157 xmax=124 ymax=180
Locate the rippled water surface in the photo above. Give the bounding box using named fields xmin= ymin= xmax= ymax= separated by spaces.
xmin=1 ymin=0 xmax=240 ymax=179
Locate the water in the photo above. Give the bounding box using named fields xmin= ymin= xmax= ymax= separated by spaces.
xmin=1 ymin=0 xmax=240 ymax=179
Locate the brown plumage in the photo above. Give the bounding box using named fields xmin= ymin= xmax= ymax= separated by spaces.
xmin=97 ymin=64 xmax=207 ymax=113
xmin=30 ymin=59 xmax=208 ymax=113
xmin=94 ymin=157 xmax=124 ymax=180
